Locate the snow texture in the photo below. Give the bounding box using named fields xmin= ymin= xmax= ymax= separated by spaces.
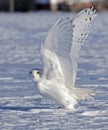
xmin=0 ymin=11 xmax=108 ymax=130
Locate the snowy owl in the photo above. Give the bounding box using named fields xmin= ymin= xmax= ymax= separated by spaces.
xmin=30 ymin=8 xmax=97 ymax=110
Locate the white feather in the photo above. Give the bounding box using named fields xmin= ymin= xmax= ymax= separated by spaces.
xmin=42 ymin=7 xmax=97 ymax=88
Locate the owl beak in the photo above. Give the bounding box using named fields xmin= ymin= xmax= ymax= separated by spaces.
xmin=29 ymin=70 xmax=33 ymax=78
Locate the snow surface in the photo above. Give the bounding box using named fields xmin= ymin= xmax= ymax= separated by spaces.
xmin=0 ymin=11 xmax=108 ymax=130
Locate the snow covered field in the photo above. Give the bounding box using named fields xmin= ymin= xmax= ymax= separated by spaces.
xmin=0 ymin=11 xmax=108 ymax=130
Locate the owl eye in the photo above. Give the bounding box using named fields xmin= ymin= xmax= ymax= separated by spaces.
xmin=37 ymin=71 xmax=40 ymax=75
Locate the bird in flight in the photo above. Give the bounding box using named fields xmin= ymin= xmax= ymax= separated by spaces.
xmin=30 ymin=8 xmax=97 ymax=110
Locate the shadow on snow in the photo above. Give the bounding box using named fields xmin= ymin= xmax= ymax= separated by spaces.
xmin=0 ymin=106 xmax=58 ymax=111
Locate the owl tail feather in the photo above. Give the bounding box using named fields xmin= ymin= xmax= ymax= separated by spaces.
xmin=72 ymin=88 xmax=96 ymax=100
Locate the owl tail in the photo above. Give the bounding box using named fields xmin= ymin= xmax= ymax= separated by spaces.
xmin=71 ymin=88 xmax=96 ymax=100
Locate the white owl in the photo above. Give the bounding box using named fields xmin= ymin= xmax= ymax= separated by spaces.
xmin=31 ymin=8 xmax=97 ymax=110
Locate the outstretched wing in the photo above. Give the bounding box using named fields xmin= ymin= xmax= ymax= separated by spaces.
xmin=71 ymin=8 xmax=97 ymax=85
xmin=41 ymin=17 xmax=73 ymax=87
xmin=41 ymin=8 xmax=97 ymax=88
